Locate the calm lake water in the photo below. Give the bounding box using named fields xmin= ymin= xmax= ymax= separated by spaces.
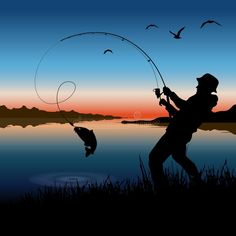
xmin=0 ymin=119 xmax=236 ymax=198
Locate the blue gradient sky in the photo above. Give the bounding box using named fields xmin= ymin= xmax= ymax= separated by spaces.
xmin=0 ymin=0 xmax=236 ymax=117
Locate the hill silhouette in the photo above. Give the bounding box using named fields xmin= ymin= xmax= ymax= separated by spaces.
xmin=0 ymin=105 xmax=121 ymax=128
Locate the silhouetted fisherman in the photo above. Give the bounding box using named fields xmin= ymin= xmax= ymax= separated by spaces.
xmin=149 ymin=73 xmax=219 ymax=189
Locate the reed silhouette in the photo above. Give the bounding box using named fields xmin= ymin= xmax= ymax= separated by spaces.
xmin=149 ymin=73 xmax=219 ymax=189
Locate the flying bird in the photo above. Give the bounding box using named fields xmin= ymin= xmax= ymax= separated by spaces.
xmin=145 ymin=24 xmax=159 ymax=30
xmin=103 ymin=49 xmax=113 ymax=54
xmin=169 ymin=26 xmax=185 ymax=39
xmin=200 ymin=20 xmax=222 ymax=28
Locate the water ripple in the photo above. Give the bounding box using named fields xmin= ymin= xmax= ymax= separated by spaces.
xmin=30 ymin=172 xmax=113 ymax=187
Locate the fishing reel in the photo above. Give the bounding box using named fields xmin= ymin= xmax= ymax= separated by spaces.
xmin=153 ymin=87 xmax=172 ymax=118
xmin=153 ymin=88 xmax=163 ymax=99
xmin=153 ymin=88 xmax=167 ymax=107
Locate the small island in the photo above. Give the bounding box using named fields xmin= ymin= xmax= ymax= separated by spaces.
xmin=122 ymin=105 xmax=236 ymax=124
xmin=122 ymin=105 xmax=236 ymax=135
xmin=0 ymin=105 xmax=121 ymax=128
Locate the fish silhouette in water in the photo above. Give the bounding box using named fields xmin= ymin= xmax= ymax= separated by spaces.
xmin=55 ymin=84 xmax=97 ymax=158
xmin=73 ymin=126 xmax=97 ymax=157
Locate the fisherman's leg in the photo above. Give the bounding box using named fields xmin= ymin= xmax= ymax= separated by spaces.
xmin=149 ymin=134 xmax=172 ymax=190
xmin=172 ymin=145 xmax=200 ymax=181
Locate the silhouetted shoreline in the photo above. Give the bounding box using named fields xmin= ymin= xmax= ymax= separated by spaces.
xmin=122 ymin=104 xmax=236 ymax=124
xmin=0 ymin=105 xmax=121 ymax=127
xmin=122 ymin=105 xmax=236 ymax=134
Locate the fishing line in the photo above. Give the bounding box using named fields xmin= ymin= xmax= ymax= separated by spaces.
xmin=34 ymin=41 xmax=77 ymax=105
xmin=34 ymin=31 xmax=168 ymax=118
xmin=56 ymin=81 xmax=76 ymax=127
xmin=34 ymin=31 xmax=170 ymax=156
xmin=55 ymin=80 xmax=97 ymax=158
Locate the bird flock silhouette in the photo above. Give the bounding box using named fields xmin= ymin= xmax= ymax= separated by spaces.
xmin=146 ymin=19 xmax=222 ymax=39
xmin=103 ymin=19 xmax=222 ymax=54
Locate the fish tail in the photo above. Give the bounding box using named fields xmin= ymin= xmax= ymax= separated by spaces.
xmin=85 ymin=147 xmax=93 ymax=157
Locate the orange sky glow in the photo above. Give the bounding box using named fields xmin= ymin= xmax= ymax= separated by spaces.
xmin=0 ymin=89 xmax=234 ymax=119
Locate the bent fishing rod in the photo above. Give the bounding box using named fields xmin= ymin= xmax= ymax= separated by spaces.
xmin=34 ymin=31 xmax=171 ymax=117
xmin=61 ymin=31 xmax=166 ymax=87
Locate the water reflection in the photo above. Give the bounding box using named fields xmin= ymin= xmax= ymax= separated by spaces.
xmin=0 ymin=118 xmax=116 ymax=128
xmin=0 ymin=119 xmax=235 ymax=197
xmin=30 ymin=172 xmax=112 ymax=187
xmin=0 ymin=118 xmax=67 ymax=128
xmin=1 ymin=118 xmax=236 ymax=135
xmin=200 ymin=123 xmax=236 ymax=135
xmin=156 ymin=122 xmax=236 ymax=135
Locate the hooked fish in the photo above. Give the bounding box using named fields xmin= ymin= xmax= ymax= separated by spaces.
xmin=73 ymin=126 xmax=97 ymax=157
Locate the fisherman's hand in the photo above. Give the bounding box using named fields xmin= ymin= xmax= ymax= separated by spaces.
xmin=153 ymin=88 xmax=161 ymax=98
xmin=163 ymin=87 xmax=172 ymax=96
xmin=159 ymin=98 xmax=168 ymax=106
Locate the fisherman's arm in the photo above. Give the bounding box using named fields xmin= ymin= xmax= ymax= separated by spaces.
xmin=159 ymin=99 xmax=178 ymax=116
xmin=210 ymin=95 xmax=218 ymax=109
xmin=163 ymin=87 xmax=186 ymax=109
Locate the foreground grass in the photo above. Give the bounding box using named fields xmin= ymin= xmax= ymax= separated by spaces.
xmin=2 ymin=160 xmax=236 ymax=213
xmin=16 ymin=161 xmax=236 ymax=203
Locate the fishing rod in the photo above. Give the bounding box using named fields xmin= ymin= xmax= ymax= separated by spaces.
xmin=61 ymin=31 xmax=166 ymax=88
xmin=34 ymin=31 xmax=171 ymax=156
xmin=34 ymin=31 xmax=170 ymax=116
xmin=60 ymin=31 xmax=171 ymax=116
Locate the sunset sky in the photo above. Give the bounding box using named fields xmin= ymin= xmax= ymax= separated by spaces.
xmin=0 ymin=0 xmax=236 ymax=118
